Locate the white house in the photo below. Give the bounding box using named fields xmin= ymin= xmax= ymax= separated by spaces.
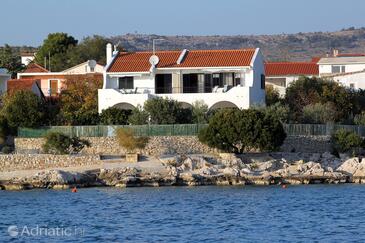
xmin=265 ymin=62 xmax=319 ymax=96
xmin=0 ymin=68 xmax=11 ymax=94
xmin=318 ymin=52 xmax=365 ymax=89
xmin=98 ymin=44 xmax=266 ymax=113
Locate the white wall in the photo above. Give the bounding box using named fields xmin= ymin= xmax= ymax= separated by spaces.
xmin=319 ymin=64 xmax=365 ymax=75
xmin=21 ymin=56 xmax=34 ymax=66
xmin=249 ymin=50 xmax=265 ymax=107
xmin=330 ymin=72 xmax=365 ymax=90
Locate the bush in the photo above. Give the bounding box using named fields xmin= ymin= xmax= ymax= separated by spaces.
xmin=99 ymin=108 xmax=131 ymax=125
xmin=302 ymin=102 xmax=337 ymax=124
xmin=116 ymin=128 xmax=149 ymax=153
xmin=1 ymin=90 xmax=45 ymax=132
xmin=198 ymin=108 xmax=286 ymax=153
xmin=354 ymin=112 xmax=365 ymax=126
xmin=128 ymin=105 xmax=149 ymax=125
xmin=42 ymin=132 xmax=90 ymax=154
xmin=191 ymin=100 xmax=209 ymax=124
xmin=331 ymin=129 xmax=364 ymax=156
xmin=144 ymin=97 xmax=191 ymax=124
xmin=265 ymin=85 xmax=281 ymax=106
xmin=257 ymin=103 xmax=290 ymax=123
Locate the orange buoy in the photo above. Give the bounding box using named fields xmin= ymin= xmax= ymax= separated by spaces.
xmin=71 ymin=187 xmax=78 ymax=193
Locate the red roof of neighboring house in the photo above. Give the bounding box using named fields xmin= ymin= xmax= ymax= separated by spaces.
xmin=337 ymin=53 xmax=365 ymax=57
xmin=7 ymin=79 xmax=38 ymax=93
xmin=23 ymin=63 xmax=49 ymax=73
xmin=108 ymin=49 xmax=257 ymax=72
xmin=311 ymin=57 xmax=321 ymax=63
xmin=265 ymin=62 xmax=319 ymax=76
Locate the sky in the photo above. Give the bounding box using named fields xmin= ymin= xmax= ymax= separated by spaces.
xmin=2 ymin=0 xmax=365 ymax=46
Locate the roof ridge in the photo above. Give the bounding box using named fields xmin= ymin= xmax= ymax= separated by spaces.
xmin=120 ymin=48 xmax=256 ymax=54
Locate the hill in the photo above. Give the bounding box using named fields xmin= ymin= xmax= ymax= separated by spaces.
xmin=110 ymin=27 xmax=365 ymax=61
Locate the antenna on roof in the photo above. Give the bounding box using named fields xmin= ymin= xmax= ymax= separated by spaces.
xmin=152 ymin=39 xmax=165 ymax=55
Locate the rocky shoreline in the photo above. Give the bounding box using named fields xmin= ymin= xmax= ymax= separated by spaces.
xmin=2 ymin=153 xmax=365 ymax=190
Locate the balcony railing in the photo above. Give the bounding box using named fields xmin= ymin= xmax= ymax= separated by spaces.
xmin=114 ymin=85 xmax=236 ymax=95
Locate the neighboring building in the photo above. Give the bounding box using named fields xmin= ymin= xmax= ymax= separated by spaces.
xmin=265 ymin=62 xmax=319 ymax=96
xmin=7 ymin=79 xmax=44 ymax=98
xmin=16 ymin=61 xmax=103 ymax=97
xmin=318 ymin=51 xmax=365 ymax=89
xmin=0 ymin=68 xmax=11 ymax=94
xmin=20 ymin=52 xmax=36 ymax=66
xmin=318 ymin=51 xmax=365 ymax=76
xmin=98 ymin=44 xmax=266 ymax=113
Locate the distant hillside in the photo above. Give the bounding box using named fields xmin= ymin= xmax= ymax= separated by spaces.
xmin=110 ymin=27 xmax=365 ymax=61
xmin=5 ymin=27 xmax=365 ymax=62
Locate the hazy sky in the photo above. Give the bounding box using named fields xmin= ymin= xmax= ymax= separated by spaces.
xmin=2 ymin=0 xmax=365 ymax=46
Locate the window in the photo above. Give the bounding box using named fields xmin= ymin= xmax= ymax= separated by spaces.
xmin=118 ymin=77 xmax=134 ymax=89
xmin=261 ymin=74 xmax=265 ymax=89
xmin=332 ymin=65 xmax=346 ymax=73
xmin=234 ymin=73 xmax=244 ymax=86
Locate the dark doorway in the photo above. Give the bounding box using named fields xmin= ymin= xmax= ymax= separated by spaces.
xmin=183 ymin=74 xmax=198 ymax=93
xmin=155 ymin=74 xmax=172 ymax=94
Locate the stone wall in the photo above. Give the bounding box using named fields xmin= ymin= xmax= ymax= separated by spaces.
xmin=15 ymin=136 xmax=216 ymax=156
xmin=0 ymin=154 xmax=101 ymax=172
xmin=14 ymin=135 xmax=333 ymax=157
xmin=281 ymin=136 xmax=331 ymax=153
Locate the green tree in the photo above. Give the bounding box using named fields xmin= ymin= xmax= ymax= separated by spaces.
xmin=0 ymin=44 xmax=24 ymax=78
xmin=99 ymin=108 xmax=131 ymax=125
xmin=144 ymin=97 xmax=191 ymax=124
xmin=128 ymin=105 xmax=149 ymax=125
xmin=67 ymin=35 xmax=109 ymax=66
xmin=192 ymin=100 xmax=209 ymax=124
xmin=198 ymin=109 xmax=286 ymax=153
xmin=34 ymin=33 xmax=78 ymax=71
xmin=354 ymin=111 xmax=365 ymax=125
xmin=1 ymin=90 xmax=45 ymax=132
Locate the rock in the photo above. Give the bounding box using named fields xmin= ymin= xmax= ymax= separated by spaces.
xmin=222 ymin=167 xmax=240 ymax=177
xmin=309 ymin=153 xmax=321 ymax=162
xmin=337 ymin=158 xmax=360 ymax=175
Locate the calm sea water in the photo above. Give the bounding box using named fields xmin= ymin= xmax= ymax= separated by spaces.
xmin=1 ymin=185 xmax=365 ymax=242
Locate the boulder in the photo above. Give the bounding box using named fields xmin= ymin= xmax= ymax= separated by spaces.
xmin=337 ymin=158 xmax=360 ymax=175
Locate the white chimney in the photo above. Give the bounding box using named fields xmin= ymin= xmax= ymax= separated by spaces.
xmin=106 ymin=43 xmax=113 ymax=64
xmin=333 ymin=49 xmax=339 ymax=57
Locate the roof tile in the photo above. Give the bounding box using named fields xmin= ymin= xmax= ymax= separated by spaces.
xmin=265 ymin=62 xmax=319 ymax=76
xmin=108 ymin=49 xmax=257 ymax=72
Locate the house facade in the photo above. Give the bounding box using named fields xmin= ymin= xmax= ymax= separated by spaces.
xmin=16 ymin=61 xmax=103 ymax=97
xmin=265 ymin=62 xmax=319 ymax=96
xmin=98 ymin=45 xmax=266 ymax=113
xmin=318 ymin=52 xmax=365 ymax=89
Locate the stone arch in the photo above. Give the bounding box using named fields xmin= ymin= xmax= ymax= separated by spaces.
xmin=112 ymin=102 xmax=135 ymax=110
xmin=209 ymin=101 xmax=238 ymax=110
xmin=179 ymin=102 xmax=193 ymax=109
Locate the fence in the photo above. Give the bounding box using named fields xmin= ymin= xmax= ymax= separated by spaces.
xmin=17 ymin=123 xmax=365 ymax=138
xmin=18 ymin=124 xmax=209 ymax=138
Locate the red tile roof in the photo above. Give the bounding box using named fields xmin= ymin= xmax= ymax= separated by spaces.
xmin=23 ymin=63 xmax=49 ymax=73
xmin=337 ymin=53 xmax=365 ymax=57
xmin=7 ymin=79 xmax=38 ymax=93
xmin=265 ymin=62 xmax=319 ymax=76
xmin=108 ymin=49 xmax=257 ymax=72
xmin=311 ymin=57 xmax=321 ymax=63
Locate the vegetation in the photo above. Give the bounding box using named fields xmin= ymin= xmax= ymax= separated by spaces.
xmin=144 ymin=97 xmax=191 ymax=124
xmin=0 ymin=44 xmax=24 ymax=78
xmin=128 ymin=105 xmax=149 ymax=125
xmin=265 ymin=85 xmax=282 ymax=106
xmin=331 ymin=129 xmax=364 ymax=156
xmin=42 ymin=132 xmax=90 ymax=155
xmin=191 ymin=100 xmax=209 ymax=124
xmin=1 ymin=90 xmax=45 ymax=132
xmin=354 ymin=112 xmax=365 ymax=126
xmin=99 ymin=108 xmax=132 ymax=125
xmin=34 ymin=33 xmax=78 ymax=72
xmin=302 ymin=102 xmax=337 ymax=124
xmin=116 ymin=128 xmax=149 ymax=153
xmin=199 ymin=109 xmax=286 ymax=153
xmin=59 ymin=75 xmax=102 ymax=125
